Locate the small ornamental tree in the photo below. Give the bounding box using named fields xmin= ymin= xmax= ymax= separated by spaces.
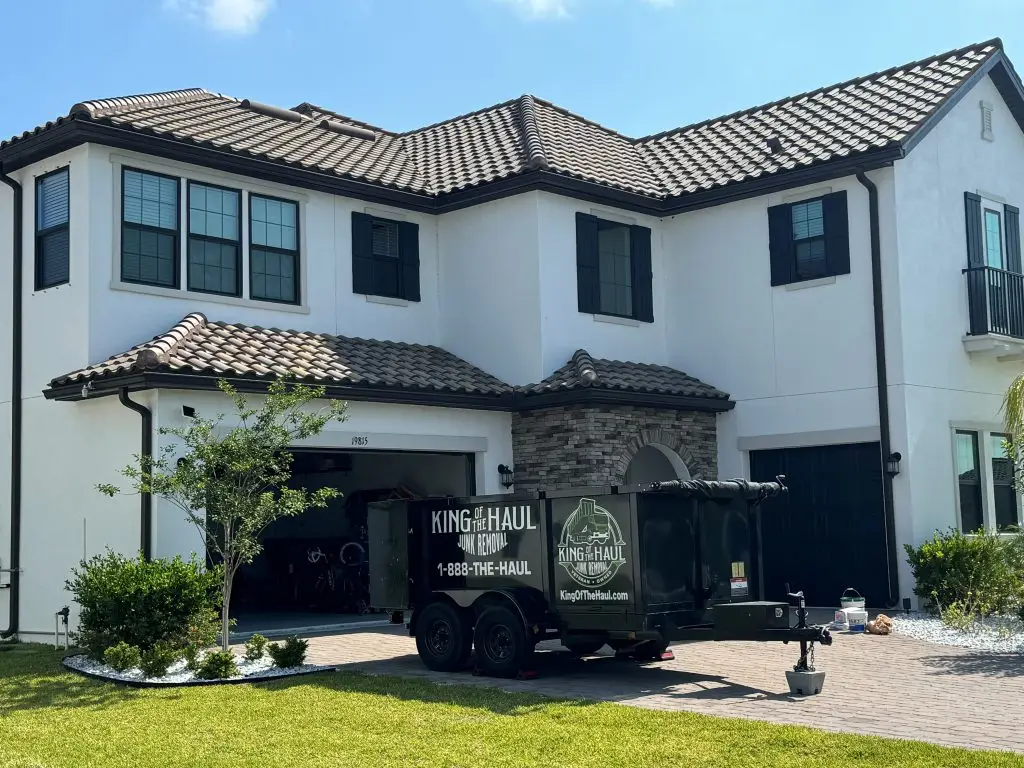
xmin=99 ymin=377 xmax=347 ymax=650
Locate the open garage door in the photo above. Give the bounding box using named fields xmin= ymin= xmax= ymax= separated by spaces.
xmin=229 ymin=448 xmax=474 ymax=634
xmin=749 ymin=442 xmax=889 ymax=608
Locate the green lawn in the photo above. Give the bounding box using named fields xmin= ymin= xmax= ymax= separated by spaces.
xmin=0 ymin=644 xmax=1020 ymax=768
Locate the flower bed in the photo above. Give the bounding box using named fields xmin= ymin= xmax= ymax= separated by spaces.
xmin=892 ymin=614 xmax=1024 ymax=654
xmin=63 ymin=649 xmax=333 ymax=688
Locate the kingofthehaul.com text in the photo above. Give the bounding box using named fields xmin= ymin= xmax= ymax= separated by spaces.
xmin=560 ymin=589 xmax=629 ymax=603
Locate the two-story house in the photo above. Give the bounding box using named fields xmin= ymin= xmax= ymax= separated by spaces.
xmin=2 ymin=38 xmax=1022 ymax=640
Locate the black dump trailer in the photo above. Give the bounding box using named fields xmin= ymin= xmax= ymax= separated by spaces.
xmin=368 ymin=478 xmax=832 ymax=681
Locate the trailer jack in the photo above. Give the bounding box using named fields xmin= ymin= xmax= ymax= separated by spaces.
xmin=785 ymin=587 xmax=829 ymax=696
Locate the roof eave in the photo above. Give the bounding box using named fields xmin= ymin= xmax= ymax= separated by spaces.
xmin=43 ymin=371 xmax=516 ymax=411
xmin=513 ymin=387 xmax=735 ymax=413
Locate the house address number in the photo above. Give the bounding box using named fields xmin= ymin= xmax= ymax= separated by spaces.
xmin=351 ymin=435 xmax=370 ymax=447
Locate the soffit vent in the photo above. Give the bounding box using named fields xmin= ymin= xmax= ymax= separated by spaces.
xmin=241 ymin=99 xmax=310 ymax=123
xmin=318 ymin=118 xmax=376 ymax=141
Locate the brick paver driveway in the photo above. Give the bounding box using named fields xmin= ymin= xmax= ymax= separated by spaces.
xmin=301 ymin=623 xmax=1024 ymax=754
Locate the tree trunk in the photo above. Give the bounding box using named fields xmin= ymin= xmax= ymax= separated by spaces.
xmin=221 ymin=563 xmax=233 ymax=652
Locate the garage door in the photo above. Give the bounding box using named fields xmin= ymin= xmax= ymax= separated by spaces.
xmin=749 ymin=442 xmax=889 ymax=607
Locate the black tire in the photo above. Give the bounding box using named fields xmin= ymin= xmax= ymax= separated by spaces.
xmin=415 ymin=602 xmax=469 ymax=672
xmin=473 ymin=606 xmax=530 ymax=678
xmin=563 ymin=639 xmax=606 ymax=656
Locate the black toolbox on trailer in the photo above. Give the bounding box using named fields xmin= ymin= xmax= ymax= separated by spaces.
xmin=368 ymin=477 xmax=831 ymax=681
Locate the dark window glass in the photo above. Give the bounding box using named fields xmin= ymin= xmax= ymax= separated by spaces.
xmin=792 ymin=199 xmax=827 ymax=280
xmin=250 ymin=195 xmax=299 ymax=304
xmin=955 ymin=430 xmax=984 ymax=533
xmin=596 ymin=219 xmax=632 ymax=317
xmin=371 ymin=218 xmax=401 ymax=298
xmin=188 ymin=182 xmax=240 ymax=296
xmin=990 ymin=433 xmax=1020 ymax=531
xmin=35 ymin=168 xmax=70 ymax=289
xmin=122 ymin=169 xmax=179 ymax=287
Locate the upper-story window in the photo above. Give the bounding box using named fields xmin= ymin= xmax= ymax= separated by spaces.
xmin=767 ymin=191 xmax=849 ymax=286
xmin=118 ymin=166 xmax=304 ymax=307
xmin=35 ymin=167 xmax=70 ymax=290
xmin=964 ymin=192 xmax=1022 ymax=338
xmin=187 ymin=182 xmax=241 ymax=297
xmin=121 ymin=168 xmax=179 ymax=288
xmin=250 ymin=195 xmax=299 ymax=304
xmin=351 ymin=212 xmax=420 ymax=302
xmin=575 ymin=212 xmax=653 ymax=323
xmin=984 ymin=206 xmax=1005 ymax=269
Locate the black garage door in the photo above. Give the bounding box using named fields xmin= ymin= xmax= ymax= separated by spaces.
xmin=749 ymin=442 xmax=889 ymax=607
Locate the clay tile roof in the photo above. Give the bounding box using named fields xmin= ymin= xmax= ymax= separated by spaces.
xmin=49 ymin=313 xmax=513 ymax=398
xmin=1 ymin=39 xmax=1006 ymax=203
xmin=521 ymin=349 xmax=730 ymax=402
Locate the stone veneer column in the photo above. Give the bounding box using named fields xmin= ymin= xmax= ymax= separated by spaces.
xmin=510 ymin=405 xmax=718 ymax=491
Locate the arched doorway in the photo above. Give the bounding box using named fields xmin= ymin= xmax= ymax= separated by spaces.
xmin=624 ymin=443 xmax=691 ymax=485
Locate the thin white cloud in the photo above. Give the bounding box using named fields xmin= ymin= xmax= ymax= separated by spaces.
xmin=497 ymin=0 xmax=673 ymax=20
xmin=164 ymin=0 xmax=274 ymax=36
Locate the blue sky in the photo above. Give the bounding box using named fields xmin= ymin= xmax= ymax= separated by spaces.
xmin=1 ymin=0 xmax=1023 ymax=141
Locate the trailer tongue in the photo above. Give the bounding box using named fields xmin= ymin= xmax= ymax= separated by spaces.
xmin=369 ymin=476 xmax=832 ymax=693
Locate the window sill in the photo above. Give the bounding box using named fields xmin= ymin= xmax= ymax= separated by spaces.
xmin=109 ymin=280 xmax=310 ymax=314
xmin=363 ymin=294 xmax=409 ymax=307
xmin=783 ymin=275 xmax=837 ymax=291
xmin=592 ymin=313 xmax=640 ymax=327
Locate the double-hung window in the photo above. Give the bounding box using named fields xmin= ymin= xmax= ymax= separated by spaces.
xmin=953 ymin=427 xmax=1021 ymax=533
xmin=250 ymin=195 xmax=299 ymax=304
xmin=767 ymin=192 xmax=850 ymax=286
xmin=188 ymin=182 xmax=241 ymax=297
xmin=575 ymin=212 xmax=654 ymax=323
xmin=122 ymin=168 xmax=179 ymax=288
xmin=35 ymin=168 xmax=70 ymax=290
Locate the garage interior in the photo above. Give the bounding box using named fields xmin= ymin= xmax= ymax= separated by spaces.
xmin=230 ymin=448 xmax=474 ymax=634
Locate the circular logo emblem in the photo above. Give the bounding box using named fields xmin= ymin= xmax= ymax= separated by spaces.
xmin=556 ymin=498 xmax=627 ymax=587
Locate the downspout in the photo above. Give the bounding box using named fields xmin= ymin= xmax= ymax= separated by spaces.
xmin=856 ymin=170 xmax=900 ymax=609
xmin=117 ymin=389 xmax=152 ymax=561
xmin=0 ymin=167 xmax=22 ymax=638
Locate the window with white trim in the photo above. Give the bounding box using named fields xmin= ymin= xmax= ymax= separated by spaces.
xmin=953 ymin=427 xmax=1021 ymax=533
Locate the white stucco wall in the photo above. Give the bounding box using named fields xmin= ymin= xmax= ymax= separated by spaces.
xmin=83 ymin=146 xmax=442 ymax=365
xmin=892 ymin=72 xmax=1024 ymax=557
xmin=438 ymin=193 xmax=544 ymax=385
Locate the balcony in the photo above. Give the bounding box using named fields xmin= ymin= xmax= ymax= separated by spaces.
xmin=963 ymin=266 xmax=1024 ymax=360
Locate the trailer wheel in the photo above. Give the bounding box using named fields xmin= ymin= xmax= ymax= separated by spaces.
xmin=473 ymin=606 xmax=530 ymax=678
xmin=415 ymin=602 xmax=470 ymax=672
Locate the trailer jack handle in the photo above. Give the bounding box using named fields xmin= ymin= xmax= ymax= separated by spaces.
xmin=786 ymin=584 xmax=828 ymax=672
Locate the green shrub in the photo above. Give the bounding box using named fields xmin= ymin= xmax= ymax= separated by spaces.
xmin=267 ymin=636 xmax=308 ymax=668
xmin=140 ymin=642 xmax=180 ymax=678
xmin=103 ymin=642 xmax=142 ymax=672
xmin=66 ymin=549 xmax=222 ymax=659
xmin=195 ymin=650 xmax=239 ymax=680
xmin=182 ymin=645 xmax=201 ymax=673
xmin=244 ymin=634 xmax=268 ymax=662
xmin=904 ymin=527 xmax=1024 ymax=618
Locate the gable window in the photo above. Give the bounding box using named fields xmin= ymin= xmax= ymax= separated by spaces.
xmin=767 ymin=191 xmax=849 ymax=286
xmin=575 ymin=212 xmax=653 ymax=323
xmin=188 ymin=182 xmax=241 ymax=297
xmin=122 ymin=168 xmax=179 ymax=288
xmin=953 ymin=427 xmax=1021 ymax=534
xmin=35 ymin=167 xmax=70 ymax=290
xmin=250 ymin=195 xmax=299 ymax=304
xmin=351 ymin=212 xmax=420 ymax=302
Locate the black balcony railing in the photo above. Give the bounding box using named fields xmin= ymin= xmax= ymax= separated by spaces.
xmin=964 ymin=265 xmax=1024 ymax=339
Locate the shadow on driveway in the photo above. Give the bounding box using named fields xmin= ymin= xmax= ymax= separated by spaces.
xmin=919 ymin=651 xmax=1024 ymax=678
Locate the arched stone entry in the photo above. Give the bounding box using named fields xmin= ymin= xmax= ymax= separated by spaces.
xmin=624 ymin=443 xmax=691 ymax=485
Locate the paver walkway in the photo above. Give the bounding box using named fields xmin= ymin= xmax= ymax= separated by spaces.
xmin=302 ymin=623 xmax=1024 ymax=754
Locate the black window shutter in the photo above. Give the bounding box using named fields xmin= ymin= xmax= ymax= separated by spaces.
xmin=351 ymin=212 xmax=374 ymax=295
xmin=576 ymin=212 xmax=599 ymax=313
xmin=1005 ymin=203 xmax=1021 ymax=274
xmin=822 ymin=191 xmax=850 ymax=277
xmin=965 ymin=192 xmax=984 ymax=267
xmin=630 ymin=224 xmax=653 ymax=323
xmin=767 ymin=203 xmax=794 ymax=286
xmin=397 ymin=220 xmax=420 ymax=302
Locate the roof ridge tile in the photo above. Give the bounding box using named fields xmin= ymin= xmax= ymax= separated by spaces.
xmin=517 ymin=95 xmax=550 ymax=171
xmin=70 ymin=88 xmax=219 ymax=118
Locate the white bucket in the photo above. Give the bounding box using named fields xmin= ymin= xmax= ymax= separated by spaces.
xmin=843 ymin=608 xmax=868 ymax=632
